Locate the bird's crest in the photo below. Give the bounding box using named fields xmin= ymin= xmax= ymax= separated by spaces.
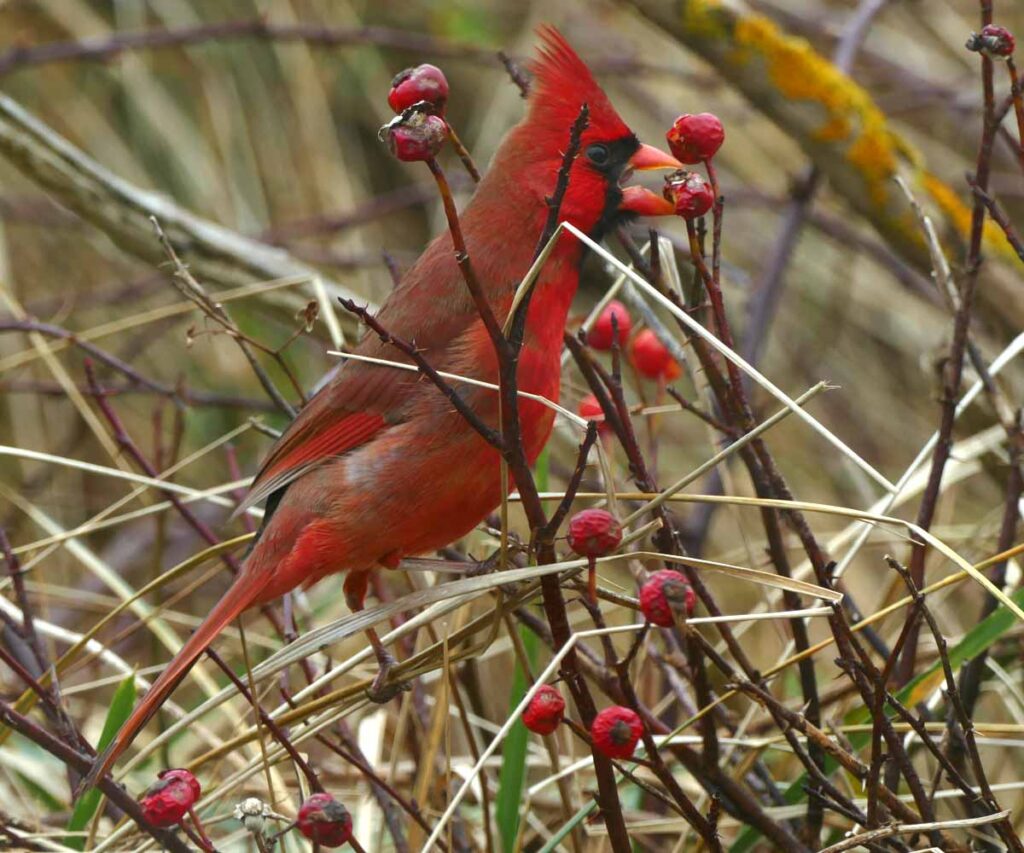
xmin=527 ymin=26 xmax=631 ymax=143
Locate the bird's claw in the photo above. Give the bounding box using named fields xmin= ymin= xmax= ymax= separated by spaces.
xmin=365 ymin=651 xmax=410 ymax=703
xmin=366 ymin=680 xmax=410 ymax=703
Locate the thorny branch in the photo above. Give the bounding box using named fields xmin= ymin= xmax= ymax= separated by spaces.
xmin=896 ymin=0 xmax=1001 ymax=685
xmin=4 ymin=10 xmax=1023 ymax=850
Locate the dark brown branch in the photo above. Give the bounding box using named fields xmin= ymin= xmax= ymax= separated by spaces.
xmin=970 ymin=181 xmax=1024 ymax=262
xmin=425 ymin=159 xmax=505 ymax=350
xmin=0 ymin=700 xmax=191 ymax=852
xmin=0 ymin=378 xmax=277 ymax=411
xmin=887 ymin=557 xmax=1024 ymax=852
xmin=0 ymin=20 xmax=498 ymax=78
xmin=539 ymin=422 xmax=599 ymax=539
xmin=203 ymin=647 xmax=320 ymax=792
xmin=497 ymin=50 xmax=531 ymax=96
xmin=0 ymin=320 xmax=182 ymax=400
xmin=0 ymin=528 xmax=44 ymax=673
xmin=335 ymin=298 xmax=502 ymax=450
xmin=896 ymin=0 xmax=1000 ymax=684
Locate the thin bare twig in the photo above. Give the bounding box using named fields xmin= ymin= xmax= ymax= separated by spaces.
xmin=897 ymin=0 xmax=1000 ymax=685
xmin=0 ymin=700 xmax=191 ymax=852
xmin=151 ymin=217 xmax=300 ymax=417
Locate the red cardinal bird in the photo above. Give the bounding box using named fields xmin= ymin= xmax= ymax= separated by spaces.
xmin=84 ymin=26 xmax=680 ymax=789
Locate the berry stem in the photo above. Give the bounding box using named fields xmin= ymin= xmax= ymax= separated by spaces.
xmin=446 ymin=125 xmax=481 ymax=182
xmin=1006 ymin=58 xmax=1024 ymax=171
xmin=186 ymin=808 xmax=216 ymax=853
xmin=703 ymin=158 xmax=723 ymax=288
xmin=425 ymin=157 xmax=506 ymax=352
xmin=684 ymin=218 xmax=742 ymax=397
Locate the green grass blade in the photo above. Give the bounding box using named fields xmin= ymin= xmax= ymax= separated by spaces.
xmin=538 ymin=800 xmax=597 ymax=853
xmin=495 ymin=626 xmax=539 ymax=853
xmin=494 ymin=448 xmax=550 ymax=851
xmin=66 ymin=674 xmax=136 ymax=850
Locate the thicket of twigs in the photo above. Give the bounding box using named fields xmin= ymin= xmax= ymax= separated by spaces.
xmin=1 ymin=1 xmax=1024 ymax=851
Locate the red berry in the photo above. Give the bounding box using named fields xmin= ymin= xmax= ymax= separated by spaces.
xmin=388 ymin=64 xmax=449 ymax=114
xmin=577 ymin=394 xmax=612 ymax=436
xmin=578 ymin=394 xmax=602 ymax=420
xmin=139 ymin=769 xmax=200 ymax=828
xmin=967 ymin=25 xmax=1015 ymax=58
xmin=638 ymin=570 xmax=696 ymax=627
xmin=665 ymin=113 xmax=724 ymax=164
xmin=381 ymin=112 xmax=448 ymax=162
xmin=663 ymin=171 xmax=714 ymax=220
xmin=297 ymin=793 xmax=353 ymax=848
xmin=522 ymin=685 xmax=566 ymax=735
xmin=630 ymin=329 xmax=681 ymax=381
xmin=588 ymin=300 xmax=632 ymax=350
xmin=590 ymin=706 xmax=644 ymax=759
xmin=567 ymin=509 xmax=623 ymax=558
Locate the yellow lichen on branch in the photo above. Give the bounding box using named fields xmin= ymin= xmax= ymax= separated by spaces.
xmin=633 ymin=0 xmax=1018 ymax=267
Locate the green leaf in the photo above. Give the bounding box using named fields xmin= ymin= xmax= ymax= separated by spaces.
xmin=495 ymin=626 xmax=539 ymax=853
xmin=66 ymin=674 xmax=136 ymax=850
xmin=535 ymin=447 xmax=550 ymax=492
xmin=730 ymin=583 xmax=1024 ymax=852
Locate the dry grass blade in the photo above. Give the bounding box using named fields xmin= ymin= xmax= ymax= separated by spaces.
xmin=561 ymin=222 xmax=898 ymax=493
xmin=634 ymin=552 xmax=842 ymax=602
xmin=4 ymin=5 xmax=1024 ymax=849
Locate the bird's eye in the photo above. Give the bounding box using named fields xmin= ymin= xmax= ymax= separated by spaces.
xmin=586 ymin=143 xmax=610 ymax=166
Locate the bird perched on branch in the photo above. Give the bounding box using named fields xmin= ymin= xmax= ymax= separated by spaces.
xmin=84 ymin=25 xmax=680 ymax=789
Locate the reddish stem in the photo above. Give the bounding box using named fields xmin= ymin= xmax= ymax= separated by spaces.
xmin=1006 ymin=58 xmax=1024 ymax=171
xmin=445 ymin=125 xmax=481 ymax=182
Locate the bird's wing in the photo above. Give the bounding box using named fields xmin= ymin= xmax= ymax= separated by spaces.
xmin=236 ymin=216 xmax=499 ymax=516
xmin=235 ymin=355 xmax=413 ymax=515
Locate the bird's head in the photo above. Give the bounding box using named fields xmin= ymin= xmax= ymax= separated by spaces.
xmin=503 ymin=27 xmax=682 ymax=239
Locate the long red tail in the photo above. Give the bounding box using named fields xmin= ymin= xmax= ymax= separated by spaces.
xmin=79 ymin=576 xmax=258 ymax=794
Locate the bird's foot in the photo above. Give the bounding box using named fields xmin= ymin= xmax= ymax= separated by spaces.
xmin=365 ymin=651 xmax=410 ymax=703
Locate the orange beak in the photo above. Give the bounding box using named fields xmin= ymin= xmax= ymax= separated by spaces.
xmin=618 ymin=143 xmax=683 ymax=217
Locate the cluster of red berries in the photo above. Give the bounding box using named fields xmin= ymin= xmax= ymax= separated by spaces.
xmin=140 ymin=770 xmax=353 ymax=848
xmin=522 ymin=685 xmax=645 ymax=759
xmin=966 ymin=24 xmax=1015 ymax=59
xmin=381 ymin=63 xmax=451 ymax=162
xmin=583 ymin=300 xmax=682 ymax=382
xmin=662 ymin=113 xmax=723 ymax=220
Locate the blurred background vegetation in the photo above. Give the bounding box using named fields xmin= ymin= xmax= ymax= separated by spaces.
xmin=1 ymin=0 xmax=1023 ymax=850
